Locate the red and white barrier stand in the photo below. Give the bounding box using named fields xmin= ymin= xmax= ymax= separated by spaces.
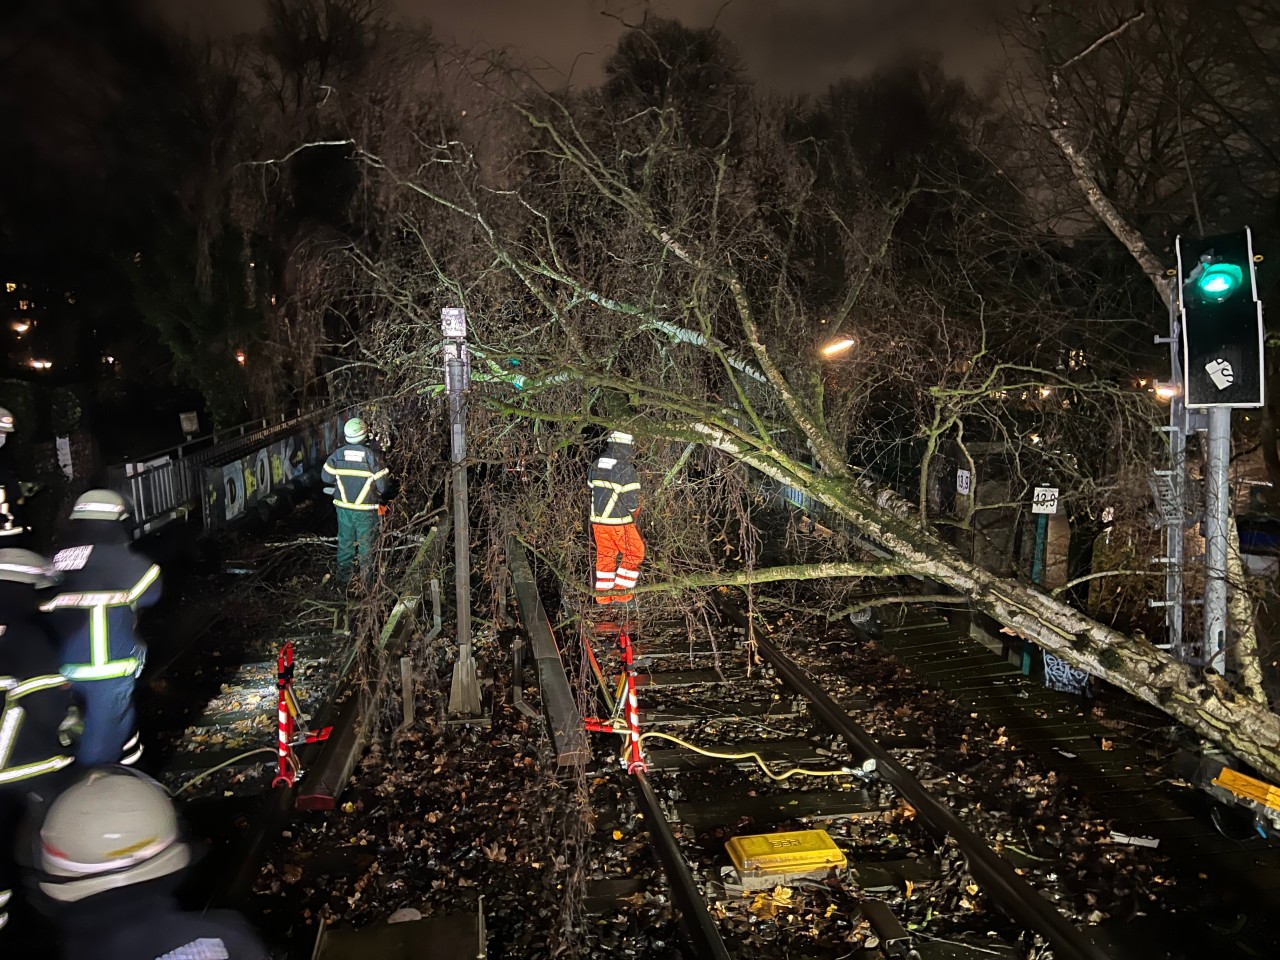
xmin=272 ymin=641 xmax=333 ymax=788
xmin=582 ymin=619 xmax=647 ymax=774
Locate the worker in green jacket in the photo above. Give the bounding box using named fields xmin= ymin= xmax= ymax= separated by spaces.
xmin=321 ymin=417 xmax=390 ymax=585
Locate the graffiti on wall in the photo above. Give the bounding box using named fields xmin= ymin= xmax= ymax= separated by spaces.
xmin=202 ymin=414 xmax=346 ymax=529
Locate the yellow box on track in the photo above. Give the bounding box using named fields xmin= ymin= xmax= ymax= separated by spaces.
xmin=1213 ymin=767 xmax=1280 ymax=811
xmin=726 ymin=829 xmax=847 ymax=877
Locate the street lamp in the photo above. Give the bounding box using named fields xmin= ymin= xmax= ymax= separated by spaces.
xmin=821 ymin=337 xmax=856 ymax=357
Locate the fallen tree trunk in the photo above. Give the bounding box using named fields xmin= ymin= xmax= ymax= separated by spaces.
xmin=697 ymin=425 xmax=1280 ymax=783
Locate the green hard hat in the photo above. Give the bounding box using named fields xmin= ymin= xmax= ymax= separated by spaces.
xmin=344 ymin=417 xmax=368 ymax=443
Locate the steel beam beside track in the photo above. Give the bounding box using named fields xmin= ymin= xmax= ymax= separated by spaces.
xmin=507 ymin=538 xmax=590 ymax=768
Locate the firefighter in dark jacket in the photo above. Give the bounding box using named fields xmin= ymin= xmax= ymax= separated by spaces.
xmin=322 ymin=417 xmax=390 ymax=584
xmin=588 ymin=431 xmax=645 ymax=604
xmin=0 ymin=549 xmax=76 ymax=936
xmin=0 ymin=408 xmax=28 ymax=546
xmin=42 ymin=491 xmax=161 ymax=767
xmin=38 ymin=766 xmax=269 ymax=959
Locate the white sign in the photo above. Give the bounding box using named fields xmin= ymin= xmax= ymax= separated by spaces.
xmin=1032 ymin=486 xmax=1059 ymax=515
xmin=441 ymin=307 xmax=467 ymax=339
xmin=55 ymin=436 xmax=73 ymax=480
xmin=1205 ymin=357 xmax=1235 ymax=390
xmin=179 ymin=411 xmax=199 ymax=435
xmin=956 ymin=469 xmax=972 ymax=495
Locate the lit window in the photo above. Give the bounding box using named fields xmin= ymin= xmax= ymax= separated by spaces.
xmin=235 ymin=350 xmax=246 ymax=365
xmin=18 ymin=299 xmax=28 ymax=310
xmin=29 ymin=359 xmax=52 ymax=371
xmin=4 ymin=282 xmax=14 ymax=293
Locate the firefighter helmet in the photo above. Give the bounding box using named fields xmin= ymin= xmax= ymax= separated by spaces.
xmin=344 ymin=417 xmax=368 ymax=444
xmin=0 ymin=548 xmax=54 ymax=588
xmin=38 ymin=767 xmax=191 ymax=903
xmin=69 ymin=489 xmax=130 ymax=522
xmin=0 ymin=406 xmax=13 ymax=433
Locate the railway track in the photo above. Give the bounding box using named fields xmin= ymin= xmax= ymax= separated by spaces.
xmin=525 ymin=573 xmax=1280 ymax=960
xmin=504 ymin=544 xmax=1114 ymax=959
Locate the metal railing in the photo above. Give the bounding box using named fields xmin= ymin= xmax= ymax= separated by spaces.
xmin=105 ymin=405 xmax=342 ymax=536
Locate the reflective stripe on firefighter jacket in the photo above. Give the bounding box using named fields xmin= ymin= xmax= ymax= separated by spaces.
xmin=42 ymin=540 xmax=162 ymax=683
xmin=322 ymin=443 xmax=389 ymax=511
xmin=588 ymin=444 xmax=641 ymax=525
xmin=0 ymin=612 xmax=75 ymax=786
xmin=0 ymin=459 xmax=24 ymax=539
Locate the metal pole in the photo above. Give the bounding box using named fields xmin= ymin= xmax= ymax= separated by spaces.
xmin=1203 ymin=405 xmax=1231 ymax=672
xmin=1162 ymin=290 xmax=1191 ymax=662
xmin=1031 ymin=513 xmax=1048 ymax=586
xmin=446 ymin=339 xmax=483 ymax=717
xmin=448 ymin=348 xmax=472 ymax=656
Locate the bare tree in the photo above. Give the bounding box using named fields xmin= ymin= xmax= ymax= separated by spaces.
xmin=254 ymin=12 xmax=1280 ymax=785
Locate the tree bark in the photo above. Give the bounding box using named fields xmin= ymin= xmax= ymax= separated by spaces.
xmin=697 ymin=424 xmax=1280 ymax=783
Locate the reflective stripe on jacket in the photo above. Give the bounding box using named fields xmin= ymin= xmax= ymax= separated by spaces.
xmin=322 ymin=443 xmax=389 ymax=511
xmin=0 ymin=607 xmax=75 ymax=785
xmin=588 ymin=442 xmax=641 ymax=525
xmin=43 ymin=537 xmax=162 ymax=683
xmin=0 ymin=459 xmax=24 ymax=538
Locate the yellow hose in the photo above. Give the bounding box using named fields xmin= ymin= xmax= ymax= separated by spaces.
xmin=168 ymin=747 xmax=279 ymax=797
xmin=634 ymin=729 xmax=861 ymax=782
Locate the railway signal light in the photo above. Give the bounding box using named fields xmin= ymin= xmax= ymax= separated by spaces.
xmin=1178 ymin=229 xmax=1264 ymax=408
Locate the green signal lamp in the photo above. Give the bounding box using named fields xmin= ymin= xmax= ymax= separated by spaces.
xmin=1194 ymin=261 xmax=1244 ymax=303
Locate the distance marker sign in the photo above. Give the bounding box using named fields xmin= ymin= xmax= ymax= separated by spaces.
xmin=1032 ymin=486 xmax=1059 ymax=515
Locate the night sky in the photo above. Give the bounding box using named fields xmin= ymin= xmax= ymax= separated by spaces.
xmin=150 ymin=0 xmax=1010 ymax=92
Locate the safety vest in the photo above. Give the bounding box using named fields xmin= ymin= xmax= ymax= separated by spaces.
xmin=0 ymin=673 xmax=73 ymax=785
xmin=43 ymin=549 xmax=161 ymax=682
xmin=323 ymin=444 xmax=389 ymax=511
xmin=588 ymin=447 xmax=641 ymax=525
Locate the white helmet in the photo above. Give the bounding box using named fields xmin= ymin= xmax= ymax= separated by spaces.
xmin=0 ymin=406 xmax=13 ymax=433
xmin=0 ymin=548 xmax=54 ymax=588
xmin=344 ymin=417 xmax=368 ymax=444
xmin=39 ymin=767 xmax=191 ymax=903
xmin=608 ymin=430 xmax=633 ymax=445
xmin=70 ymin=489 xmax=130 ymax=522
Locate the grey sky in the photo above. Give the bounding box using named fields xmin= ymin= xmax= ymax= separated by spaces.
xmin=151 ymin=0 xmax=1012 ymax=93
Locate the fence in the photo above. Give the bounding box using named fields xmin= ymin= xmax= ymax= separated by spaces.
xmin=104 ymin=406 xmax=347 ymax=537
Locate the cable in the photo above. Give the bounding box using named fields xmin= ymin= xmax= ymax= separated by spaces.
xmin=168 ymin=747 xmax=278 ymax=798
xmin=635 ymin=730 xmax=867 ymax=782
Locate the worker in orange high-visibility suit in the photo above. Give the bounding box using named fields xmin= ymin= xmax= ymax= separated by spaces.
xmin=588 ymin=431 xmax=644 ymax=604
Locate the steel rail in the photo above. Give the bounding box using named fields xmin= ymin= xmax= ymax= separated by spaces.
xmin=627 ymin=772 xmax=732 ymax=960
xmin=506 ymin=543 xmax=726 ymax=957
xmin=728 ymin=608 xmax=1108 ymax=960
